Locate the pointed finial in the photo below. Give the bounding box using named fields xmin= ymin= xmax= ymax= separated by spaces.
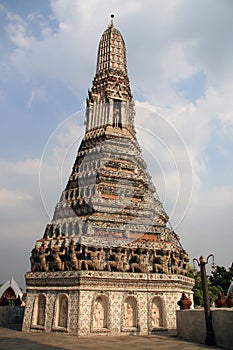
xmin=110 ymin=14 xmax=115 ymax=25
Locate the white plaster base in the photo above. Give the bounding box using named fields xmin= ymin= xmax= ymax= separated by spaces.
xmin=23 ymin=271 xmax=194 ymax=336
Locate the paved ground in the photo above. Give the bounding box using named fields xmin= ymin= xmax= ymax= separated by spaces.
xmin=0 ymin=326 xmax=225 ymax=350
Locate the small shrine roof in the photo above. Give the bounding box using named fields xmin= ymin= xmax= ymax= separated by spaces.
xmin=0 ymin=276 xmax=23 ymax=299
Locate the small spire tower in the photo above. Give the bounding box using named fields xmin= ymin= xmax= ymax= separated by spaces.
xmin=85 ymin=15 xmax=134 ymax=134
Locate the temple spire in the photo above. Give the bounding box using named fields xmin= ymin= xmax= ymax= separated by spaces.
xmin=96 ymin=18 xmax=128 ymax=75
xmin=85 ymin=19 xmax=134 ymax=134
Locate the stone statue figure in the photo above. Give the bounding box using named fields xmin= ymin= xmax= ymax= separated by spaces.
xmin=152 ymin=250 xmax=163 ymax=273
xmin=171 ymin=249 xmax=180 ymax=274
xmin=179 ymin=250 xmax=189 ymax=276
xmin=66 ymin=241 xmax=83 ymax=271
xmin=124 ymin=303 xmax=132 ymax=327
xmin=151 ymin=301 xmax=162 ymax=328
xmin=84 ymin=247 xmax=106 ymax=271
xmin=51 ymin=245 xmax=66 ymax=271
xmin=113 ymin=106 xmax=120 ymax=128
xmin=98 ymin=247 xmax=106 ymax=268
xmin=123 ymin=299 xmax=136 ymax=328
xmin=107 ymin=247 xmax=129 ymax=272
xmin=93 ymin=299 xmax=105 ymax=328
xmin=38 ymin=245 xmax=50 ymax=272
xmin=130 ymin=248 xmax=149 ymax=273
xmin=30 ymin=246 xmax=40 ymax=272
xmin=58 ymin=296 xmax=68 ymax=328
xmin=159 ymin=249 xmax=169 ymax=274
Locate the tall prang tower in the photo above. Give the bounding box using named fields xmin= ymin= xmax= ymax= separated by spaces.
xmin=23 ymin=18 xmax=194 ymax=336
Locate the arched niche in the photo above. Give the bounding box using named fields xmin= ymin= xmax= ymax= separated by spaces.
xmin=151 ymin=296 xmax=164 ymax=328
xmin=32 ymin=293 xmax=46 ymax=328
xmin=61 ymin=223 xmax=66 ymax=236
xmin=74 ymin=221 xmax=79 ymax=235
xmin=54 ymin=293 xmax=69 ymax=329
xmin=92 ymin=295 xmax=109 ymax=329
xmin=122 ymin=296 xmax=137 ymax=328
xmin=67 ymin=222 xmax=73 ymax=236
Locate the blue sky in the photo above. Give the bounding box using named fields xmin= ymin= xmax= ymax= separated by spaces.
xmin=0 ymin=0 xmax=233 ymax=289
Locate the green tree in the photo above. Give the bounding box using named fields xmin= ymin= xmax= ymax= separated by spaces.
xmin=189 ymin=269 xmax=222 ymax=307
xmin=210 ymin=264 xmax=233 ymax=295
xmin=192 ymin=272 xmax=204 ymax=306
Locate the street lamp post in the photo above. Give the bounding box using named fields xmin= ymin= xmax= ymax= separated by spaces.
xmin=193 ymin=255 xmax=216 ymax=346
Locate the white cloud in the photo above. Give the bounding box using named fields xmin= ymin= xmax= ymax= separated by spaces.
xmin=27 ymin=87 xmax=47 ymax=109
xmin=0 ymin=158 xmax=43 ymax=221
xmin=0 ymin=158 xmax=40 ymax=176
xmin=135 ymin=103 xmax=194 ymax=230
xmin=0 ymin=188 xmax=32 ymax=203
xmin=6 ymin=12 xmax=35 ymax=49
xmin=0 ymin=158 xmax=48 ymax=288
xmin=39 ymin=112 xmax=85 ymax=217
xmin=181 ymin=184 xmax=233 ymax=266
xmin=5 ymin=0 xmax=233 ymax=107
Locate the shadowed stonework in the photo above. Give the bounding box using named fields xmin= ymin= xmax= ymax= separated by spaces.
xmin=23 ymin=18 xmax=194 ymax=336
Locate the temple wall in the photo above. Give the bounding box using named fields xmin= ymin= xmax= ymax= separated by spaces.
xmin=23 ymin=271 xmax=194 ymax=336
xmin=176 ymin=309 xmax=206 ymax=343
xmin=212 ymin=309 xmax=233 ymax=349
xmin=177 ymin=308 xmax=233 ymax=349
xmin=0 ymin=306 xmax=24 ymax=326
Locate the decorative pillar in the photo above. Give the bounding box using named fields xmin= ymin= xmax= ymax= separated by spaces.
xmin=193 ymin=255 xmax=215 ymax=346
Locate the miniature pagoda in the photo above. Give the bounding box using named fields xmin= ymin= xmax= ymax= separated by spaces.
xmin=23 ymin=17 xmax=194 ymax=336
